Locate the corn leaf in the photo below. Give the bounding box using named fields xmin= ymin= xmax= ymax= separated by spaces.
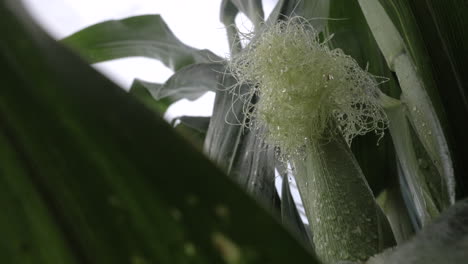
xmin=219 ymin=0 xmax=263 ymax=54
xmin=384 ymin=102 xmax=442 ymax=225
xmin=172 ymin=116 xmax=210 ymax=150
xmin=173 ymin=121 xmax=207 ymax=151
xmin=280 ymin=170 xmax=311 ymax=247
xmin=130 ymin=62 xmax=222 ymax=110
xmin=62 ymin=15 xmax=221 ymax=71
xmin=203 ymin=73 xmax=279 ymax=213
xmin=204 ymin=74 xmax=246 ymax=173
xmin=358 ymin=0 xmax=456 ymax=225
xmin=266 ymin=0 xmax=329 ymax=30
xmin=368 ymin=198 xmax=468 ymax=264
xmin=159 ymin=63 xmax=223 ymax=101
xmin=0 ymin=1 xmax=319 ymax=263
xmin=375 ymin=0 xmax=468 ymax=199
xmin=129 ymin=80 xmax=171 ymax=114
xmin=325 ymin=0 xmax=400 ymax=197
xmin=231 ymin=126 xmax=279 ymax=213
xmin=377 ymin=186 xmax=415 ymax=244
xmin=405 ymin=0 xmax=468 ymax=198
xmin=220 ymin=0 xmax=242 ymax=54
xmin=174 ymin=116 xmax=211 ymax=134
xmin=230 ymin=0 xmax=264 ymax=28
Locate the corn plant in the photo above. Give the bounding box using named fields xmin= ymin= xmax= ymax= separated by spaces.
xmin=1 ymin=0 xmax=467 ymax=264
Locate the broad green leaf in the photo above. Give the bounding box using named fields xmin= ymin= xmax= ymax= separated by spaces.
xmin=220 ymin=0 xmax=263 ymax=53
xmin=375 ymin=0 xmax=468 ymax=198
xmin=159 ymin=63 xmax=224 ymax=101
xmin=377 ymin=186 xmax=415 ymax=244
xmin=129 ymin=80 xmax=171 ymax=114
xmin=204 ymin=74 xmax=246 ymax=173
xmin=173 ymin=116 xmax=210 ymax=150
xmin=0 ymin=1 xmax=319 ymax=263
xmin=359 ymin=0 xmax=455 ymax=196
xmin=230 ymin=0 xmax=264 ymax=28
xmin=220 ymin=0 xmax=242 ymax=54
xmin=358 ymin=0 xmax=455 ymax=224
xmin=62 ymin=15 xmax=221 ymax=71
xmin=280 ymin=170 xmax=311 ymax=247
xmin=325 ymin=0 xmax=400 ymax=197
xmin=203 ymin=74 xmax=279 ymax=214
xmin=0 ymin=133 xmax=77 ymax=264
xmin=402 ymin=0 xmax=468 ymax=198
xmin=368 ymin=198 xmax=468 ymax=264
xmin=397 ymin=161 xmax=423 ymax=230
xmin=231 ymin=125 xmax=279 ymax=213
xmin=383 ymin=100 xmax=441 ymax=225
xmin=130 ymin=62 xmax=222 ymax=108
xmin=266 ymin=0 xmax=330 ymax=30
xmin=174 ymin=116 xmax=211 ymax=134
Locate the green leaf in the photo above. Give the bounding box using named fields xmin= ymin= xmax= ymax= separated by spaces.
xmin=230 ymin=0 xmax=264 ymax=28
xmin=374 ymin=0 xmax=468 ymax=199
xmin=280 ymin=169 xmax=311 ymax=247
xmin=266 ymin=0 xmax=330 ymax=30
xmin=62 ymin=15 xmax=221 ymax=71
xmin=129 ymin=80 xmax=171 ymax=114
xmin=0 ymin=1 xmax=319 ymax=263
xmin=368 ymin=198 xmax=468 ymax=264
xmin=384 ymin=101 xmax=442 ymax=225
xmin=203 ymin=74 xmax=279 ymax=214
xmin=204 ymin=74 xmax=246 ymax=173
xmin=402 ymin=0 xmax=468 ymax=198
xmin=173 ymin=116 xmax=210 ymax=150
xmin=0 ymin=133 xmax=77 ymax=264
xmin=220 ymin=0 xmax=242 ymax=54
xmin=325 ymin=0 xmax=400 ymax=198
xmin=219 ymin=0 xmax=264 ymax=53
xmin=358 ymin=0 xmax=455 ymax=223
xmin=172 ymin=120 xmax=207 ymax=151
xmin=130 ymin=62 xmax=222 ymax=112
xmin=231 ymin=126 xmax=279 ymax=213
xmin=160 ymin=63 xmax=224 ymax=101
xmin=174 ymin=116 xmax=211 ymax=134
xmin=377 ymin=186 xmax=415 ymax=244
